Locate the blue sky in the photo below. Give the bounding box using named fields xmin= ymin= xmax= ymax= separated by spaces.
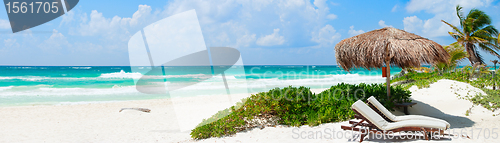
xmin=0 ymin=0 xmax=499 ymax=66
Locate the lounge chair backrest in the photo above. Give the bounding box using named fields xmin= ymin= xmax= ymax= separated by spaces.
xmin=367 ymin=96 xmax=397 ymax=121
xmin=352 ymin=100 xmax=388 ymax=129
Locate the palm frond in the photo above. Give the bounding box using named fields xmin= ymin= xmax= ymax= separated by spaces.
xmin=477 ymin=43 xmax=500 ymax=58
xmin=472 ymin=29 xmax=492 ymax=39
xmin=435 ymin=43 xmax=467 ymax=72
xmin=446 ymin=43 xmax=467 ymax=65
xmin=442 ymin=20 xmax=464 ymax=35
xmin=463 ymin=18 xmax=475 ymax=34
xmin=479 ymin=41 xmax=500 ymax=51
xmin=472 ymin=36 xmax=488 ymax=43
xmin=482 ymin=25 xmax=499 ymax=36
xmin=450 ymin=51 xmax=467 ymax=63
xmin=456 ymin=5 xmax=465 ymax=28
xmin=467 ymin=9 xmax=492 ymax=31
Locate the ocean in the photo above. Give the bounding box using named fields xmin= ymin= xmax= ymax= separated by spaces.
xmin=0 ymin=66 xmax=402 ymax=106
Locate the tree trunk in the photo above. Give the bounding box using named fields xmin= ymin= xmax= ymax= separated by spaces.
xmin=465 ymin=42 xmax=482 ymax=65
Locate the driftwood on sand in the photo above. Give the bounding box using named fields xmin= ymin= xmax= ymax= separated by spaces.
xmin=119 ymin=108 xmax=151 ymax=113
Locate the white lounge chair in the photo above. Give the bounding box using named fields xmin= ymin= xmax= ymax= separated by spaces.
xmin=367 ymin=96 xmax=450 ymax=129
xmin=341 ymin=100 xmax=447 ymax=142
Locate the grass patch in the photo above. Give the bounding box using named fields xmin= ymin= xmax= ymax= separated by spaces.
xmin=392 ymin=66 xmax=500 ymax=111
xmin=190 ymin=83 xmax=411 ymax=140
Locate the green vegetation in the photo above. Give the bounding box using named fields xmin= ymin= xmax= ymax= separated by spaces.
xmin=434 ymin=42 xmax=467 ymax=73
xmin=392 ymin=66 xmax=500 ymax=111
xmin=432 ymin=5 xmax=500 ymax=112
xmin=190 ymin=83 xmax=411 ymax=140
xmin=442 ymin=5 xmax=499 ymax=65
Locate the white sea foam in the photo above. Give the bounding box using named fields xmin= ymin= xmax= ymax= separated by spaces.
xmin=0 ymin=86 xmax=140 ymax=97
xmin=0 ymin=86 xmax=14 ymax=91
xmin=0 ymin=73 xmax=385 ymax=98
xmin=71 ymin=67 xmax=92 ymax=69
xmin=98 ymin=70 xmax=143 ymax=79
xmin=0 ymin=77 xmax=13 ymax=80
xmin=98 ymin=70 xmax=211 ymax=79
xmin=0 ymin=76 xmax=95 ymax=81
xmin=0 ymin=71 xmax=212 ymax=81
xmin=56 ymin=101 xmax=121 ymax=105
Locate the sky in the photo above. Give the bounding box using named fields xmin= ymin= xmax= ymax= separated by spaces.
xmin=0 ymin=0 xmax=499 ymax=66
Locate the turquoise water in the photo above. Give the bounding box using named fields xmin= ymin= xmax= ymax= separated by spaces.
xmin=0 ymin=66 xmax=402 ymax=106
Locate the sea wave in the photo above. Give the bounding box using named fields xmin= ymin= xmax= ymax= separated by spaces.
xmin=98 ymin=70 xmax=212 ymax=79
xmin=0 ymin=86 xmax=14 ymax=91
xmin=0 ymin=73 xmax=386 ymax=97
xmin=0 ymin=86 xmax=140 ymax=97
xmin=0 ymin=70 xmax=214 ymax=81
xmin=0 ymin=76 xmax=96 ymax=81
xmin=71 ymin=67 xmax=92 ymax=69
xmin=142 ymin=74 xmax=385 ymax=91
xmin=98 ymin=70 xmax=143 ymax=79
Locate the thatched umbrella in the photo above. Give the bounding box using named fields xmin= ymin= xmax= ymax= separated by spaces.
xmin=335 ymin=27 xmax=450 ymax=97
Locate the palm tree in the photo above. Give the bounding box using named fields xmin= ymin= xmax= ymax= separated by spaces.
xmin=442 ymin=5 xmax=500 ymax=65
xmin=434 ymin=42 xmax=467 ymax=73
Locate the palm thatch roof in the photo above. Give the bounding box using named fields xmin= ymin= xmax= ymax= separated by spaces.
xmin=335 ymin=27 xmax=450 ymax=71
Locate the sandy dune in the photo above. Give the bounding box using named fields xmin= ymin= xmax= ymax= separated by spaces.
xmin=1 ymin=79 xmax=499 ymax=142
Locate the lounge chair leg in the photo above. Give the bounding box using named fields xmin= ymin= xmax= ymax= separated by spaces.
xmin=421 ymin=128 xmax=429 ymax=141
xmin=359 ymin=129 xmax=366 ymax=142
xmin=360 ymin=133 xmax=365 ymax=142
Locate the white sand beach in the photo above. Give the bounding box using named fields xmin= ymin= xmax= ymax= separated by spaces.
xmin=1 ymin=79 xmax=499 ymax=142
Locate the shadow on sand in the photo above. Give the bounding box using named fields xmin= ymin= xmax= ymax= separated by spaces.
xmin=401 ymin=99 xmax=475 ymax=129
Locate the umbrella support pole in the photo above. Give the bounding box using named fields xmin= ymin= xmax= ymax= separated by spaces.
xmin=385 ymin=42 xmax=391 ymax=98
xmin=386 ymin=60 xmax=390 ymax=98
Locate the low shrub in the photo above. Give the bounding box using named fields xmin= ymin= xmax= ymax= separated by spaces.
xmin=469 ymin=89 xmax=500 ymax=111
xmin=392 ymin=66 xmax=500 ymax=112
xmin=190 ymin=83 xmax=412 ymax=140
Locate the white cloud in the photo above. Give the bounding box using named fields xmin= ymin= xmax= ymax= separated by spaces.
xmin=391 ymin=5 xmax=398 ymax=12
xmin=406 ymin=0 xmax=492 ymax=13
xmin=4 ymin=39 xmax=18 ymax=48
xmin=283 ymin=0 xmax=306 ymax=8
xmin=237 ymin=34 xmax=256 ymax=48
xmin=404 ymin=0 xmax=494 ymax=38
xmin=125 ymin=5 xmax=154 ymax=26
xmin=39 ymin=29 xmax=71 ymax=51
xmin=378 ymin=20 xmax=393 ymax=28
xmin=313 ymin=0 xmax=327 ymax=9
xmin=256 ymin=28 xmax=285 ymax=46
xmin=159 ymin=0 xmax=337 ymax=48
xmin=60 ymin=10 xmax=75 ymax=26
xmin=35 ymin=0 xmax=339 ymax=61
xmin=326 ymin=14 xmax=337 ymax=20
xmin=77 ymin=5 xmax=155 ymax=41
xmin=348 ymin=26 xmax=365 ymax=36
xmin=403 ymin=14 xmax=452 ymax=37
xmin=311 ymin=24 xmax=341 ymax=46
xmin=0 ymin=19 xmax=10 ymax=29
xmin=403 ymin=16 xmax=423 ymax=33
xmin=78 ymin=10 xmax=122 ymax=36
